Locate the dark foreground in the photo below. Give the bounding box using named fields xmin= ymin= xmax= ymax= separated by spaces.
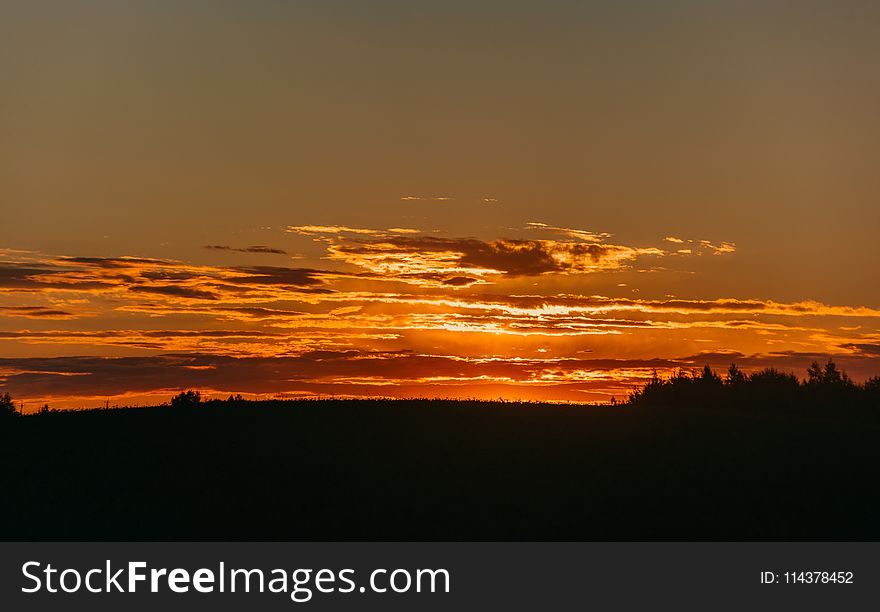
xmin=1 ymin=399 xmax=879 ymax=540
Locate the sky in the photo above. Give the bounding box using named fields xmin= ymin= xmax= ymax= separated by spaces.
xmin=2 ymin=1 xmax=880 ymax=408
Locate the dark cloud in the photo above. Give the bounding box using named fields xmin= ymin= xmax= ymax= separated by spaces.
xmin=454 ymin=293 xmax=873 ymax=318
xmin=3 ymin=349 xmax=879 ymax=404
xmin=841 ymin=343 xmax=880 ymax=356
xmin=129 ymin=285 xmax=220 ymax=300
xmin=142 ymin=330 xmax=281 ymax=338
xmin=0 ymin=257 xmax=335 ymax=300
xmin=140 ymin=270 xmax=200 ymax=281
xmin=330 ymin=235 xmax=653 ymax=278
xmin=0 ymin=330 xmax=281 ymax=340
xmin=227 ymin=306 xmax=306 ymax=319
xmin=0 ymin=262 xmax=117 ymax=292
xmin=0 ymin=353 xmax=680 ymax=400
xmin=0 ymin=306 xmax=76 ymax=319
xmin=0 ymin=264 xmax=58 ymax=287
xmin=230 ymin=266 xmax=328 ymax=287
xmin=442 ymin=276 xmax=480 ymax=287
xmin=205 ymin=245 xmax=289 ymax=255
xmin=0 ymin=263 xmax=68 ymax=290
xmin=458 ymin=239 xmax=623 ymax=275
xmin=57 ymin=256 xmax=176 ymax=268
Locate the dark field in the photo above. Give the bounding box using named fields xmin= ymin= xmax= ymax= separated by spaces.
xmin=1 ymin=399 xmax=879 ymax=541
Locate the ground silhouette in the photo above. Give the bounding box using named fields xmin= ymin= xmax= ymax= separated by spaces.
xmin=0 ymin=361 xmax=878 ymax=541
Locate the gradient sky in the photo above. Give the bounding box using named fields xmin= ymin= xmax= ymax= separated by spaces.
xmin=2 ymin=1 xmax=880 ymax=408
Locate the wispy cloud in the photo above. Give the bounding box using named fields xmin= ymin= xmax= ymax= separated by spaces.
xmin=526 ymin=222 xmax=612 ymax=243
xmin=204 ymin=245 xmax=289 ymax=255
xmin=287 ymin=225 xmax=420 ymax=236
xmin=400 ymin=196 xmax=452 ymax=201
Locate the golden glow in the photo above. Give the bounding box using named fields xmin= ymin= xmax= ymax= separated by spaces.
xmin=2 ymin=229 xmax=879 ymax=409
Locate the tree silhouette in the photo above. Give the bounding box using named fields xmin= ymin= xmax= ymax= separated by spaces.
xmin=747 ymin=367 xmax=799 ymax=388
xmin=865 ymin=376 xmax=880 ymax=399
xmin=725 ymin=364 xmax=746 ymax=386
xmin=699 ymin=364 xmax=722 ymax=386
xmin=806 ymin=359 xmax=854 ymax=387
xmin=171 ymin=390 xmax=202 ymax=409
xmin=0 ymin=392 xmax=16 ymax=418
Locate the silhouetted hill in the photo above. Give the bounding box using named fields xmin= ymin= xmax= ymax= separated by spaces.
xmin=1 ymin=395 xmax=879 ymax=540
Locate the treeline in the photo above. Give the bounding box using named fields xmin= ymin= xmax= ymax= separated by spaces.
xmin=0 ymin=393 xmax=65 ymax=418
xmin=627 ymin=360 xmax=880 ymax=416
xmin=0 ymin=390 xmax=563 ymax=418
xmin=2 ymin=358 xmax=879 ymax=420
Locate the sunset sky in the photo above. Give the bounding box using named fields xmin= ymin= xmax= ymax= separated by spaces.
xmin=2 ymin=1 xmax=880 ymax=408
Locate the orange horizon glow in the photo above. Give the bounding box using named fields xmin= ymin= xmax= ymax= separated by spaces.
xmin=2 ymin=222 xmax=879 ymax=410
